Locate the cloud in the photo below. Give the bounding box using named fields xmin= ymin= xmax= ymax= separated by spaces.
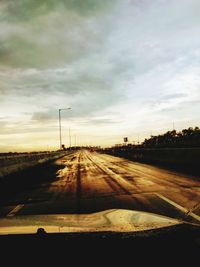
xmin=0 ymin=0 xmax=200 ymax=150
xmin=80 ymin=118 xmax=122 ymax=126
xmin=0 ymin=0 xmax=117 ymax=68
xmin=160 ymin=93 xmax=187 ymax=100
xmin=2 ymin=0 xmax=115 ymax=22
xmin=31 ymin=111 xmax=53 ymax=122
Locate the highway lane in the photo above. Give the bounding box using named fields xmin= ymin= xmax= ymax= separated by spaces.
xmin=0 ymin=150 xmax=200 ymax=224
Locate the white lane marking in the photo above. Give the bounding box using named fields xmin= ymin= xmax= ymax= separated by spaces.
xmin=7 ymin=204 xmax=24 ymax=217
xmin=155 ymin=193 xmax=188 ymax=213
xmin=155 ymin=193 xmax=200 ymax=222
xmin=190 ymin=212 xmax=200 ymax=222
xmin=187 ymin=202 xmax=200 ymax=214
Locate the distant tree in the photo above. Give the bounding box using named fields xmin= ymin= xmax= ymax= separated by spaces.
xmin=142 ymin=127 xmax=200 ymax=148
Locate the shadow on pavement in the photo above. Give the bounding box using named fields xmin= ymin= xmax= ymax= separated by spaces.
xmin=0 ymin=161 xmax=65 ymax=205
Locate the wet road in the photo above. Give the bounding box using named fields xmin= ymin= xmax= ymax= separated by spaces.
xmin=0 ymin=150 xmax=200 ymax=223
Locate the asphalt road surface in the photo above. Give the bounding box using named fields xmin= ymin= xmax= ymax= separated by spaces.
xmin=0 ymin=150 xmax=200 ymax=224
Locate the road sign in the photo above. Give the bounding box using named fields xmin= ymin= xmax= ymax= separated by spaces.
xmin=124 ymin=137 xmax=128 ymax=143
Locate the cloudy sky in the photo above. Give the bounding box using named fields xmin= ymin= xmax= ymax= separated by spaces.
xmin=0 ymin=0 xmax=200 ymax=151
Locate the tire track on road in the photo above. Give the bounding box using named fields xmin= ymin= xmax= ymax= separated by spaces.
xmin=85 ymin=153 xmax=146 ymax=211
xmin=98 ymin=154 xmax=199 ymax=189
xmin=76 ymin=152 xmax=82 ymax=213
xmin=85 ymin=153 xmax=131 ymax=195
xmin=86 ymin=152 xmax=200 ymax=223
xmin=105 ymin=156 xmax=200 ymax=215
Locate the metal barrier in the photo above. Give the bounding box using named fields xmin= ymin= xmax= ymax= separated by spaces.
xmin=0 ymin=151 xmax=67 ymax=178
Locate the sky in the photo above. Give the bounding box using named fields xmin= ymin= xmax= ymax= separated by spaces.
xmin=0 ymin=0 xmax=200 ymax=151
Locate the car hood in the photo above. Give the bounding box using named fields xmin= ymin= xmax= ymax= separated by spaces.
xmin=0 ymin=209 xmax=181 ymax=235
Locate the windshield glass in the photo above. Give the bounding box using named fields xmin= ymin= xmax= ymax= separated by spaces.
xmin=0 ymin=0 xmax=200 ymax=236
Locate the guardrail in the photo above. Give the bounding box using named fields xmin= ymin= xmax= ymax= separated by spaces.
xmin=0 ymin=151 xmax=67 ymax=178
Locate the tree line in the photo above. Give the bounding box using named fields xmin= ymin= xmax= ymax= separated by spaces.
xmin=142 ymin=127 xmax=200 ymax=148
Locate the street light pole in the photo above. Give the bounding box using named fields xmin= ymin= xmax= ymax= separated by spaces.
xmin=59 ymin=108 xmax=71 ymax=149
xmin=59 ymin=109 xmax=62 ymax=149
xmin=69 ymin=128 xmax=71 ymax=149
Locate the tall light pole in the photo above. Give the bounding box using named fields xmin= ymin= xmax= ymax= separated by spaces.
xmin=59 ymin=108 xmax=71 ymax=149
xmin=69 ymin=128 xmax=71 ymax=149
xmin=173 ymin=122 xmax=175 ymax=131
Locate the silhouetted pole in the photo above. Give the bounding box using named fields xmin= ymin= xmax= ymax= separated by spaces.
xmin=69 ymin=128 xmax=71 ymax=148
xmin=59 ymin=109 xmax=62 ymax=149
xmin=59 ymin=108 xmax=71 ymax=149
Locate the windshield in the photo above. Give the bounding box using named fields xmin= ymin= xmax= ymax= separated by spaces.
xmin=0 ymin=0 xmax=200 ymax=236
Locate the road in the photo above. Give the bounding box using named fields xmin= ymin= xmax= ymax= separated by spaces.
xmin=0 ymin=150 xmax=200 ymax=224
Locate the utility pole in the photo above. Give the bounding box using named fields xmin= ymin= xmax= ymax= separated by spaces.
xmin=58 ymin=108 xmax=71 ymax=150
xmin=69 ymin=128 xmax=71 ymax=148
xmin=59 ymin=109 xmax=62 ymax=149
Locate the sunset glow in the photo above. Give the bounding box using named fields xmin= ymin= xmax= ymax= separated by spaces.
xmin=0 ymin=0 xmax=200 ymax=151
